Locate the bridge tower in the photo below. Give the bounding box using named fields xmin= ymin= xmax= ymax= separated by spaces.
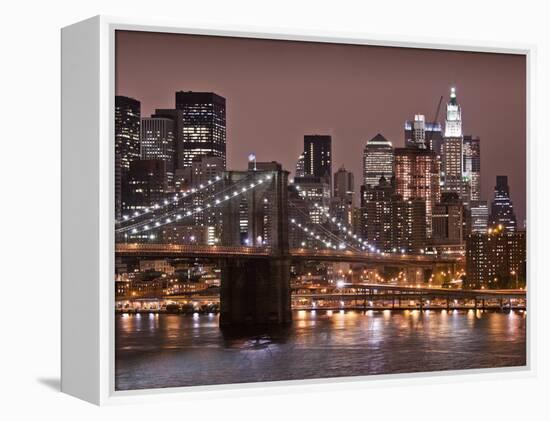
xmin=219 ymin=162 xmax=292 ymax=327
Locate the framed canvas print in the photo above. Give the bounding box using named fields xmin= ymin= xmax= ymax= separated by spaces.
xmin=61 ymin=16 xmax=533 ymax=405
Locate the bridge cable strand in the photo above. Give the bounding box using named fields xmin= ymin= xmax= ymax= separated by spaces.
xmin=312 ymin=202 xmax=375 ymax=251
xmin=116 ymin=173 xmax=225 ymax=225
xmin=288 ymin=201 xmax=362 ymax=252
xmin=115 ymin=175 xmax=255 ymax=233
xmin=116 ymin=173 xmax=274 ymax=235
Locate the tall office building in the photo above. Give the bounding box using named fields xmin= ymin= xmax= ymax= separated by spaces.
xmin=140 ymin=116 xmax=176 ymax=188
xmin=394 ymin=147 xmax=439 ymax=237
xmin=295 ymin=153 xmax=305 ymax=178
xmin=333 ymin=166 xmax=354 ymax=204
xmin=159 ymin=91 xmax=227 ymax=170
xmin=442 ymin=87 xmax=464 ymax=196
xmin=363 ymin=133 xmax=394 ymax=188
xmin=303 ymin=135 xmax=332 ymax=187
xmin=489 ymin=175 xmax=517 ymax=232
xmin=294 ymin=176 xmax=331 ymax=224
xmin=125 ymin=160 xmax=167 ymax=214
xmin=463 ymin=135 xmax=481 ymax=202
xmin=404 ymin=114 xmax=443 ymax=153
xmin=115 ymin=96 xmax=141 ymax=218
xmin=332 ymin=166 xmax=355 ymax=226
xmin=431 ymin=192 xmax=464 ymax=247
xmin=360 ymin=177 xmax=426 ymax=253
xmin=469 ymin=200 xmax=489 ymax=233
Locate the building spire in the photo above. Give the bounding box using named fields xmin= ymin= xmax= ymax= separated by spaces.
xmin=450 ymin=86 xmax=457 ymax=104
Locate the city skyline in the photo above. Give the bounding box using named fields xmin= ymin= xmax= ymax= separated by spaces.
xmin=113 ymin=30 xmax=527 ymax=392
xmin=115 ymin=30 xmax=526 ymax=225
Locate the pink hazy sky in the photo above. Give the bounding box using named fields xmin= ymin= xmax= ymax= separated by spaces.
xmin=115 ymin=30 xmax=526 ymax=225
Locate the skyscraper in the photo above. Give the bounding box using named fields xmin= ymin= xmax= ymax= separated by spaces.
xmin=331 ymin=166 xmax=355 ymax=227
xmin=333 ymin=166 xmax=354 ymax=204
xmin=394 ymin=147 xmax=439 ymax=237
xmin=489 ymin=175 xmax=517 ymax=232
xmin=363 ymin=133 xmax=394 ymax=188
xmin=295 ymin=153 xmax=305 ymax=178
xmin=431 ymin=192 xmax=464 ymax=247
xmin=303 ymin=135 xmax=332 ymax=187
xmin=442 ymin=87 xmax=464 ymax=196
xmin=115 ymin=96 xmax=141 ymax=218
xmin=140 ymin=116 xmax=176 ymax=188
xmin=360 ymin=177 xmax=426 ymax=253
xmin=463 ymin=135 xmax=481 ymax=202
xmin=171 ymin=91 xmax=227 ymax=169
xmin=469 ymin=200 xmax=489 ymax=233
xmin=404 ymin=114 xmax=443 ymax=152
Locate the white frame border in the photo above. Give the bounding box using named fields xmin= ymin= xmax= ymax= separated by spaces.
xmin=65 ymin=15 xmax=536 ymax=405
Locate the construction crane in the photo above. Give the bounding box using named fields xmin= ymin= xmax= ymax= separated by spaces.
xmin=426 ymin=95 xmax=444 ymax=151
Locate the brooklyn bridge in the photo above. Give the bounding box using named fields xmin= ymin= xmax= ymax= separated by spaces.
xmin=115 ymin=162 xmax=500 ymax=327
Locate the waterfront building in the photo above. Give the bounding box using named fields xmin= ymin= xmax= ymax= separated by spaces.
xmin=115 ymin=95 xmax=141 ymax=218
xmin=140 ymin=116 xmax=176 ymax=188
xmin=362 ymin=133 xmax=394 ymax=188
xmin=465 ymin=226 xmax=526 ymax=289
xmin=139 ymin=259 xmax=175 ymax=274
xmin=489 ymin=175 xmax=517 ymax=232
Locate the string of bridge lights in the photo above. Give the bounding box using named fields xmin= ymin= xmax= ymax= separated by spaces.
xmin=288 ymin=201 xmax=361 ymax=252
xmin=117 ymin=174 xmax=273 ymax=235
xmin=117 ymin=174 xmax=225 ymax=225
xmin=289 ymin=218 xmax=343 ymax=251
xmin=312 ymin=203 xmax=376 ymax=252
xmin=292 ymin=183 xmax=403 ymax=255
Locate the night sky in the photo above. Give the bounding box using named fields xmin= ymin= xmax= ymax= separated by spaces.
xmin=115 ymin=30 xmax=526 ymax=225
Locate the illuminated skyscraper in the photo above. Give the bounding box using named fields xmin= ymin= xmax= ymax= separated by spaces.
xmin=469 ymin=200 xmax=489 ymax=233
xmin=140 ymin=116 xmax=176 ymax=188
xmin=489 ymin=176 xmax=517 ymax=232
xmin=173 ymin=91 xmax=227 ymax=169
xmin=404 ymin=114 xmax=443 ymax=153
xmin=394 ymin=147 xmax=439 ymax=237
xmin=442 ymin=87 xmax=464 ymax=197
xmin=463 ymin=135 xmax=481 ymax=201
xmin=363 ymin=133 xmax=394 ymax=188
xmin=303 ymin=135 xmax=332 ymax=188
xmin=295 ymin=153 xmax=305 ymax=178
xmin=115 ymin=96 xmax=141 ymax=218
xmin=360 ymin=177 xmax=426 ymax=253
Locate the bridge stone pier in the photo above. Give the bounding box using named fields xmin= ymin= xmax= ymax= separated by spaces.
xmin=219 ymin=162 xmax=292 ymax=327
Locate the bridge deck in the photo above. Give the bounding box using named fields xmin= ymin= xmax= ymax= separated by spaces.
xmin=115 ymin=243 xmax=462 ymax=264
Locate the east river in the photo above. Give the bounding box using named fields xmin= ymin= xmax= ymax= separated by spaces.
xmin=115 ymin=309 xmax=526 ymax=390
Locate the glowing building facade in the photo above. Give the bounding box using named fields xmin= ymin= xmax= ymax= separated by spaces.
xmin=363 ymin=133 xmax=394 ymax=188
xmin=394 ymin=147 xmax=439 ymax=237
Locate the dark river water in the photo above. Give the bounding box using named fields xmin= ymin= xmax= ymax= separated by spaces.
xmin=115 ymin=309 xmax=526 ymax=390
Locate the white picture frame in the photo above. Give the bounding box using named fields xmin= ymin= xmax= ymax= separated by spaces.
xmin=61 ymin=15 xmax=536 ymax=405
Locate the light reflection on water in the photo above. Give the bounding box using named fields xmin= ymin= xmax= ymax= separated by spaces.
xmin=115 ymin=310 xmax=526 ymax=391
